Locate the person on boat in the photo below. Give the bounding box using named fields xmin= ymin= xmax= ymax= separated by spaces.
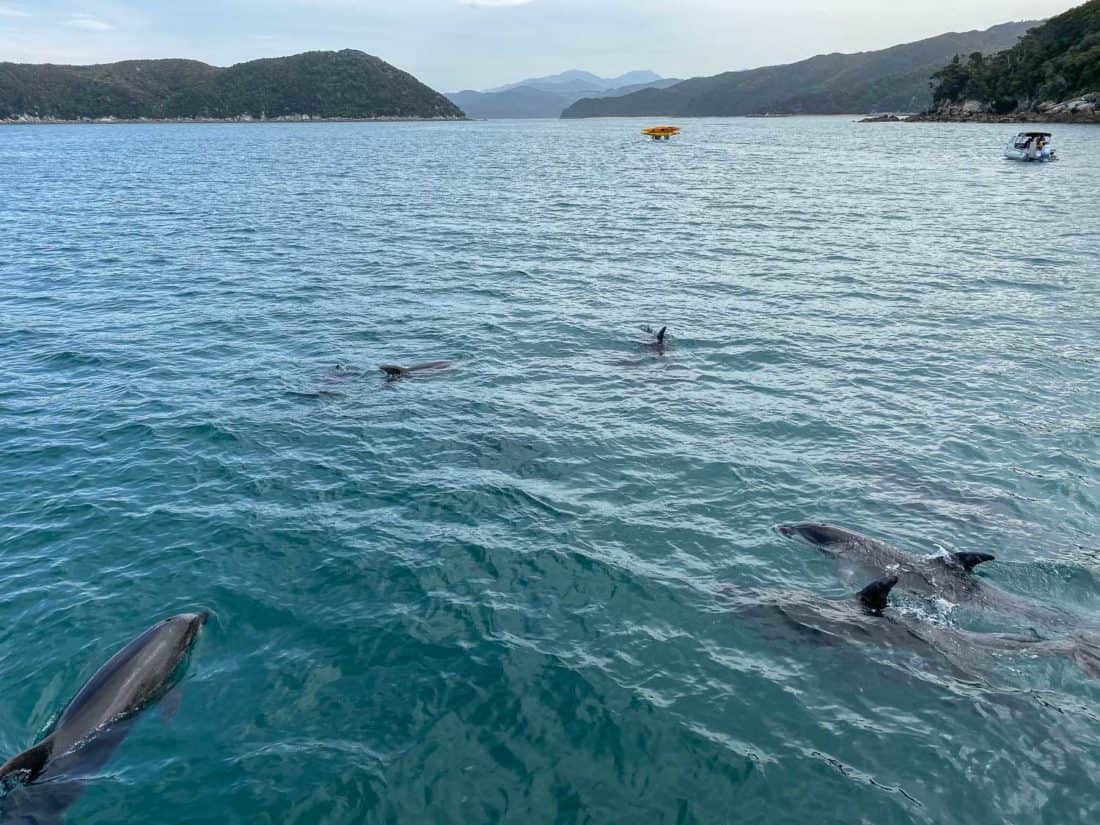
xmin=1038 ymin=136 xmax=1052 ymax=161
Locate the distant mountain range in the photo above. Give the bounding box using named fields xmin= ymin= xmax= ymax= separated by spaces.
xmin=0 ymin=50 xmax=464 ymax=121
xmin=447 ymin=70 xmax=680 ymax=119
xmin=486 ymin=69 xmax=664 ymax=94
xmin=561 ymin=21 xmax=1038 ymax=118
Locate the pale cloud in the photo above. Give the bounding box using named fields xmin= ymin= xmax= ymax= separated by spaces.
xmin=65 ymin=15 xmax=115 ymax=32
xmin=459 ymin=0 xmax=535 ymax=7
xmin=0 ymin=4 xmax=30 ymax=17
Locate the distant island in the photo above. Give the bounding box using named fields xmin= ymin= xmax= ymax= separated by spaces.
xmin=560 ymin=22 xmax=1037 ymax=118
xmin=913 ymin=0 xmax=1099 ymax=123
xmin=447 ymin=70 xmax=680 ymax=119
xmin=0 ymin=50 xmax=466 ymax=123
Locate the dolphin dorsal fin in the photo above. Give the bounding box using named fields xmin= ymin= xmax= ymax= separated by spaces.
xmin=950 ymin=552 xmax=995 ymax=572
xmin=0 ymin=738 xmax=53 ymax=784
xmin=656 ymin=326 xmax=667 ymax=343
xmin=857 ymin=576 xmax=899 ymax=613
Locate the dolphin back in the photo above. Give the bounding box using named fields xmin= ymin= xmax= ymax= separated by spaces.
xmin=2 ymin=613 xmax=207 ymax=786
xmin=406 ymin=360 xmax=453 ymax=372
xmin=778 ymin=522 xmax=862 ymax=548
xmin=379 ymin=361 xmax=452 ymax=377
xmin=778 ymin=522 xmax=922 ymax=570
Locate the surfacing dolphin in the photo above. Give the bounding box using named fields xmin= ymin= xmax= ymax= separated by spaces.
xmin=777 ymin=522 xmax=1069 ymax=627
xmin=613 ymin=326 xmax=672 ymax=368
xmin=640 ymin=325 xmax=668 ymax=353
xmin=726 ymin=576 xmax=1100 ymax=680
xmin=0 ymin=612 xmax=208 ymax=823
xmin=378 ymin=361 xmax=454 ymax=379
xmin=287 ymin=364 xmax=365 ymax=400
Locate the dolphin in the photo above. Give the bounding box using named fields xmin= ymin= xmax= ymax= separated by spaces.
xmin=0 ymin=612 xmax=208 ymax=822
xmin=726 ymin=575 xmax=911 ymax=649
xmin=777 ymin=522 xmax=1069 ymax=626
xmin=726 ymin=576 xmax=1100 ymax=680
xmin=378 ymin=360 xmax=453 ymax=379
xmin=287 ymin=363 xmax=364 ymax=400
xmin=640 ymin=325 xmax=668 ymax=353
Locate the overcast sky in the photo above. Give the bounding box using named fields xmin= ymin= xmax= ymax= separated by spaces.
xmin=0 ymin=1 xmax=1077 ymax=90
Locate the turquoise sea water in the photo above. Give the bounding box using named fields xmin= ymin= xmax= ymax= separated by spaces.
xmin=1 ymin=117 xmax=1099 ymax=824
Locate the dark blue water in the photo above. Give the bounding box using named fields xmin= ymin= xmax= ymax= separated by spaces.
xmin=1 ymin=118 xmax=1098 ymax=824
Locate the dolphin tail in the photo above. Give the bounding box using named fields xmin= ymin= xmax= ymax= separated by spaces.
xmin=1069 ymin=635 xmax=1100 ymax=679
xmin=856 ymin=576 xmax=899 ymax=613
xmin=950 ymin=552 xmax=996 ymax=572
xmin=1022 ymin=634 xmax=1100 ymax=679
xmin=0 ymin=739 xmax=53 ymax=784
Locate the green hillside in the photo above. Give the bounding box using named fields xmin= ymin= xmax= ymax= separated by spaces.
xmin=0 ymin=50 xmax=464 ymax=121
xmin=561 ymin=22 xmax=1035 ymax=118
xmin=930 ymin=0 xmax=1100 ymax=112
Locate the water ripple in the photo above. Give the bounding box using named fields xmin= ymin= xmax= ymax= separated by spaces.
xmin=0 ymin=118 xmax=1098 ymax=824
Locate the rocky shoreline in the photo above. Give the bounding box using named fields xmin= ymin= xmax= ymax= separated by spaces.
xmin=905 ymin=93 xmax=1100 ymax=124
xmin=908 ymin=111 xmax=1100 ymax=123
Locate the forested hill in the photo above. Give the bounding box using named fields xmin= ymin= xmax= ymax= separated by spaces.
xmin=0 ymin=50 xmax=465 ymax=121
xmin=561 ymin=21 xmax=1036 ymax=118
xmin=929 ymin=0 xmax=1100 ymax=114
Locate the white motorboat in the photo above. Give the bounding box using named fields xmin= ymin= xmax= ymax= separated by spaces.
xmin=1004 ymin=131 xmax=1056 ymax=162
